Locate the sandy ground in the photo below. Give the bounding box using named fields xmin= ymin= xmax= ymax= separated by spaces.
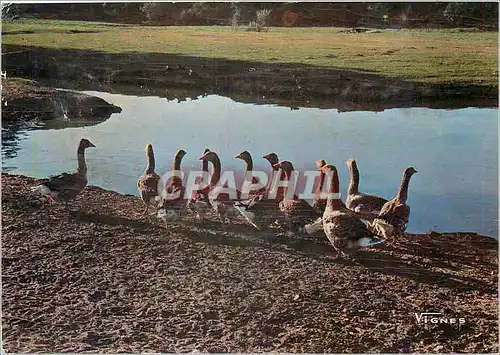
xmin=2 ymin=173 xmax=498 ymax=353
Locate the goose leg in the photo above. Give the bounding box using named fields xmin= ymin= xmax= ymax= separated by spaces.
xmin=140 ymin=204 xmax=149 ymax=219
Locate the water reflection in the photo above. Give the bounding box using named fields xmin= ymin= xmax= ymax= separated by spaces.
xmin=1 ymin=117 xmax=116 ymax=162
xmin=2 ymin=92 xmax=498 ymax=237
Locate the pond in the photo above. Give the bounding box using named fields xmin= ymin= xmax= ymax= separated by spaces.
xmin=2 ymin=90 xmax=498 ymax=238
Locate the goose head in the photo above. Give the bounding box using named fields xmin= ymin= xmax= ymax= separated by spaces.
xmin=263 ymin=152 xmax=279 ymax=166
xmin=320 ymin=164 xmax=339 ymax=175
xmin=80 ymin=138 xmax=96 ymax=149
xmin=199 ymin=150 xmax=218 ymax=162
xmin=316 ymin=159 xmax=327 ymax=170
xmin=272 ymin=160 xmax=294 ymax=175
xmin=176 ymin=149 xmax=187 ymax=159
xmin=405 ymin=167 xmax=418 ymax=176
xmin=235 ymin=150 xmax=252 ymax=161
xmin=145 ymin=144 xmax=154 ymax=153
xmin=346 ymin=158 xmax=357 ymax=169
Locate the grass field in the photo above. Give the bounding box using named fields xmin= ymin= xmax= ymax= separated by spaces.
xmin=2 ymin=19 xmax=498 ymax=85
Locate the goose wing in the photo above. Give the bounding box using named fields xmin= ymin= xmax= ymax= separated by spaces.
xmin=41 ymin=172 xmax=80 ymax=190
xmin=38 ymin=171 xmax=87 ymax=196
xmin=347 ymin=193 xmax=388 ymax=216
xmin=324 ymin=211 xmax=373 ymax=239
xmin=138 ymin=173 xmax=160 ymax=192
xmin=311 ymin=198 xmax=327 ymax=215
xmin=138 ymin=172 xmax=161 ymax=204
xmin=280 ymin=198 xmax=320 ymax=225
xmin=377 ymin=199 xmax=410 ymax=231
xmin=233 ymin=195 xmax=281 ymax=229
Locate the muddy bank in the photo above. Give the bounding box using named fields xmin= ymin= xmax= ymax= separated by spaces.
xmin=2 ymin=45 xmax=497 ymax=111
xmin=1 ymin=77 xmax=122 ymax=123
xmin=2 ymin=173 xmax=498 ymax=353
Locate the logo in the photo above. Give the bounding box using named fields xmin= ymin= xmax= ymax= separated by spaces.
xmin=155 ymin=169 xmax=342 ymax=201
xmin=415 ymin=312 xmax=466 ymax=325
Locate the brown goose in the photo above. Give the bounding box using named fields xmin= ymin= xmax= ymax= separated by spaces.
xmin=274 ymin=160 xmax=321 ymax=233
xmin=346 ymin=159 xmax=388 ymax=220
xmin=157 ymin=149 xmax=187 ymax=225
xmin=31 ymin=138 xmax=95 ymax=206
xmin=187 ymin=148 xmax=211 ymax=220
xmin=262 ymin=152 xmax=285 ymax=200
xmin=312 ymin=159 xmax=328 ymax=214
xmin=370 ymin=167 xmax=417 ymax=239
xmin=233 ymin=152 xmax=283 ymax=230
xmin=320 ymin=164 xmax=385 ymax=259
xmin=235 ymin=150 xmax=266 ymax=198
xmin=304 ymin=159 xmax=330 ymax=235
xmin=199 ymin=150 xmax=240 ymax=221
xmin=137 ymin=144 xmax=161 ymax=218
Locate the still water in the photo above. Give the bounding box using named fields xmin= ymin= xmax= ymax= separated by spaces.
xmin=2 ymin=91 xmax=498 ymax=237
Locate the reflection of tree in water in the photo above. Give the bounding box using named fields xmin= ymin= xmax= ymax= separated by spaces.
xmin=1 ymin=121 xmax=33 ymax=164
xmin=1 ymin=118 xmax=107 ymax=170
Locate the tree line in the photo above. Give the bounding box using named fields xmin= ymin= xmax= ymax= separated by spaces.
xmin=2 ymin=2 xmax=498 ymax=30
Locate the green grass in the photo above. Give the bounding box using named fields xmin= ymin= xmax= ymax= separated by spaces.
xmin=2 ymin=19 xmax=498 ymax=85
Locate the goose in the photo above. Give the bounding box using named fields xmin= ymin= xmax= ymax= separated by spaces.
xmin=304 ymin=159 xmax=331 ymax=236
xmin=346 ymin=159 xmax=388 ymax=220
xmin=369 ymin=167 xmax=417 ymax=239
xmin=312 ymin=159 xmax=328 ymax=214
xmin=320 ymin=164 xmax=385 ymax=259
xmin=235 ymin=150 xmax=266 ymax=198
xmin=232 ymin=152 xmax=284 ymax=230
xmin=262 ymin=152 xmax=283 ymax=199
xmin=137 ymin=144 xmax=161 ymax=218
xmin=199 ymin=150 xmax=240 ymax=221
xmin=31 ymin=138 xmax=96 ymax=207
xmin=274 ymin=160 xmax=321 ymax=234
xmin=187 ymin=148 xmax=211 ymax=220
xmin=157 ymin=149 xmax=187 ymax=225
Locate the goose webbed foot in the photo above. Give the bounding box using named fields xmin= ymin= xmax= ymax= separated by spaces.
xmin=46 ymin=195 xmax=56 ymax=206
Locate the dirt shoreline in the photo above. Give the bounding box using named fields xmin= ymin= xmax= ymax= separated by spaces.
xmin=2 ymin=173 xmax=498 ymax=353
xmin=1 ymin=77 xmax=122 ymax=123
xmin=2 ymin=44 xmax=498 ymax=111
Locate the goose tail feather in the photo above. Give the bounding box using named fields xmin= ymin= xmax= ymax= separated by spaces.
xmin=302 ymin=217 xmax=323 ymax=235
xmin=31 ymin=184 xmax=52 ymax=196
xmin=358 ymin=236 xmax=386 ymax=248
xmin=369 ymin=218 xmax=394 ymax=239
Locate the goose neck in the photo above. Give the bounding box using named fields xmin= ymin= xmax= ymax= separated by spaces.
xmin=347 ymin=162 xmax=359 ymax=195
xmin=326 ymin=168 xmax=343 ymax=210
xmin=396 ymin=172 xmax=413 ymax=203
xmin=77 ymin=146 xmax=87 ymax=176
xmin=173 ymin=153 xmax=184 ymax=171
xmin=209 ymin=155 xmax=221 ymax=187
xmin=146 ymin=149 xmax=155 ymax=174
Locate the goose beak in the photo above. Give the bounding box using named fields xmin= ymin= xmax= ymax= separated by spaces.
xmin=199 ymin=152 xmax=209 ymax=160
xmin=263 ymin=154 xmax=270 ymax=159
xmin=235 ymin=153 xmax=242 ymax=159
xmin=89 ymin=142 xmax=96 ymax=148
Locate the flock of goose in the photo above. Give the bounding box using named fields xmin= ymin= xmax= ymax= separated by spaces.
xmin=32 ymin=138 xmax=417 ymax=259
